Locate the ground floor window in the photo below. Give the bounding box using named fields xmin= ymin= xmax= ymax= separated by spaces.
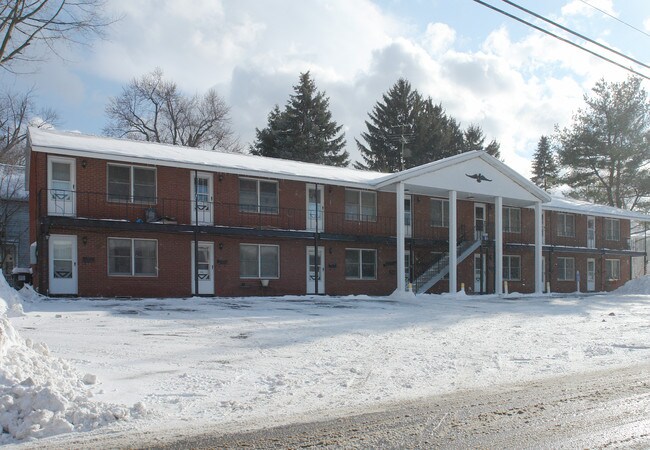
xmin=606 ymin=259 xmax=620 ymax=281
xmin=240 ymin=244 xmax=279 ymax=278
xmin=108 ymin=238 xmax=157 ymax=276
xmin=345 ymin=248 xmax=376 ymax=280
xmin=503 ymin=255 xmax=521 ymax=281
xmin=557 ymin=257 xmax=575 ymax=281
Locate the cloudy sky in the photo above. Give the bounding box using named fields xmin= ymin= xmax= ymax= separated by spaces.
xmin=3 ymin=0 xmax=650 ymax=177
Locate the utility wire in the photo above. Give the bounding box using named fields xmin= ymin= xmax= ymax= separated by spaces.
xmin=471 ymin=0 xmax=650 ymax=81
xmin=577 ymin=0 xmax=650 ymax=40
xmin=500 ymin=0 xmax=650 ymax=70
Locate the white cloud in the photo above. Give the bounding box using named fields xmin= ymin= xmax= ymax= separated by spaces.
xmin=561 ymin=0 xmax=617 ymax=17
xmin=422 ymin=23 xmax=456 ymax=54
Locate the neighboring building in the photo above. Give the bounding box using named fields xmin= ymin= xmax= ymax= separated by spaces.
xmin=0 ymin=163 xmax=29 ymax=284
xmin=26 ymin=127 xmax=650 ymax=298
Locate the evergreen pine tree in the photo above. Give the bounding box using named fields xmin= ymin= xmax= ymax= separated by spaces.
xmin=251 ymin=72 xmax=349 ymax=166
xmin=354 ymin=78 xmax=420 ymax=172
xmin=530 ymin=135 xmax=559 ymax=190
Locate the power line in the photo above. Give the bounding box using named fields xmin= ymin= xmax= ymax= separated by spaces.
xmin=471 ymin=0 xmax=650 ymax=81
xmin=500 ymin=0 xmax=650 ymax=71
xmin=577 ymin=0 xmax=650 ymax=40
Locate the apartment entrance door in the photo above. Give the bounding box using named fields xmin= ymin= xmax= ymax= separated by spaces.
xmin=587 ymin=258 xmax=596 ymax=292
xmin=306 ymin=246 xmax=325 ymax=294
xmin=474 ymin=203 xmax=486 ymax=240
xmin=49 ymin=235 xmax=77 ymax=295
xmin=474 ymin=253 xmax=486 ymax=294
xmin=307 ymin=184 xmax=324 ymax=232
xmin=47 ymin=156 xmax=75 ymax=216
xmin=191 ymin=172 xmax=213 ymax=225
xmin=192 ymin=241 xmax=214 ymax=295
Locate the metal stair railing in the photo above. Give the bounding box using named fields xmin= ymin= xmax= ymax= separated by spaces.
xmin=414 ymin=238 xmax=482 ymax=294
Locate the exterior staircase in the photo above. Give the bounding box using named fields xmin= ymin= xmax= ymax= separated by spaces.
xmin=414 ymin=239 xmax=482 ymax=294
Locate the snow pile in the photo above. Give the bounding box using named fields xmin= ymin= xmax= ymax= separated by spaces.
xmin=1 ymin=286 xmax=146 ymax=444
xmin=614 ymin=275 xmax=650 ymax=295
xmin=0 ymin=270 xmax=24 ymax=317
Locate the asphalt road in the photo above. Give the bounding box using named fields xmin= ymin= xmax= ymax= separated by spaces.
xmin=150 ymin=363 xmax=650 ymax=449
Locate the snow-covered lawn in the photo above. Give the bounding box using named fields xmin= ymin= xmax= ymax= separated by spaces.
xmin=3 ymin=278 xmax=650 ymax=445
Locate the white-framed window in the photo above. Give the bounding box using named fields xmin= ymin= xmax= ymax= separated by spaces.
xmin=239 ymin=244 xmax=279 ymax=278
xmin=606 ymin=259 xmax=620 ymax=280
xmin=239 ymin=178 xmax=279 ymax=214
xmin=556 ymin=213 xmax=575 ymax=237
xmin=345 ymin=248 xmax=377 ymax=280
xmin=557 ymin=257 xmax=575 ymax=281
xmin=431 ymin=199 xmax=449 ymax=227
xmin=107 ymin=164 xmax=156 ymax=203
xmin=345 ymin=189 xmax=377 ymax=221
xmin=108 ymin=238 xmax=157 ymax=276
xmin=503 ymin=207 xmax=521 ymax=233
xmin=605 ymin=218 xmax=620 ymax=241
xmin=503 ymin=255 xmax=521 ymax=281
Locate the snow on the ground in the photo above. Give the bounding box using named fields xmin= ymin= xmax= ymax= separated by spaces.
xmin=4 ymin=279 xmax=650 ymax=445
xmin=0 ymin=279 xmax=145 ymax=445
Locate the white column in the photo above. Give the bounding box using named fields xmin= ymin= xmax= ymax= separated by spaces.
xmin=495 ymin=196 xmax=503 ymax=295
xmin=449 ymin=190 xmax=457 ymax=294
xmin=534 ymin=202 xmax=543 ymax=294
xmin=396 ymin=182 xmax=406 ymax=293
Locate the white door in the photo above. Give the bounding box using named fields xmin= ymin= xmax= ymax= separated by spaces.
xmin=306 ymin=246 xmax=325 ymax=294
xmin=306 ymin=184 xmax=324 ymax=232
xmin=404 ymin=195 xmax=412 ymax=238
xmin=587 ymin=258 xmax=596 ymax=291
xmin=474 ymin=253 xmax=486 ymax=293
xmin=48 ymin=156 xmax=75 ymax=216
xmin=474 ymin=203 xmax=486 ymax=240
xmin=191 ymin=173 xmax=213 ymax=225
xmin=191 ymin=242 xmax=214 ymax=295
xmin=49 ymin=235 xmax=77 ymax=295
xmin=587 ymin=216 xmax=596 ymax=249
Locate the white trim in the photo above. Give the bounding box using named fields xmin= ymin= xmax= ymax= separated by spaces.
xmin=495 ymin=196 xmax=503 ymax=295
xmin=448 ymin=190 xmax=457 ymax=294
xmin=534 ymin=202 xmax=543 ymax=294
xmin=396 ymin=182 xmax=405 ymax=292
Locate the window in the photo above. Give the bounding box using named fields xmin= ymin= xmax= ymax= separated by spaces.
xmin=503 ymin=207 xmax=521 ymax=233
xmin=345 ymin=189 xmax=377 ymax=221
xmin=107 ymin=164 xmax=156 ymax=203
xmin=503 ymin=255 xmax=521 ymax=281
xmin=431 ymin=199 xmax=449 ymax=227
xmin=605 ymin=218 xmax=620 ymax=241
xmin=557 ymin=257 xmax=575 ymax=281
xmin=345 ymin=249 xmax=377 ymax=280
xmin=606 ymin=259 xmax=620 ymax=280
xmin=240 ymin=244 xmax=279 ymax=278
xmin=239 ymin=178 xmax=278 ymax=214
xmin=108 ymin=238 xmax=157 ymax=276
xmin=556 ymin=213 xmax=575 ymax=237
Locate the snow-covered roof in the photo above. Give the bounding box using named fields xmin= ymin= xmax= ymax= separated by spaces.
xmin=544 ymin=195 xmax=650 ymax=222
xmin=0 ymin=164 xmax=27 ymax=200
xmin=27 ymin=127 xmax=389 ymax=188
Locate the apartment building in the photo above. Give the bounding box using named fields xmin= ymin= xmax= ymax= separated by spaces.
xmin=27 ymin=127 xmax=649 ymax=297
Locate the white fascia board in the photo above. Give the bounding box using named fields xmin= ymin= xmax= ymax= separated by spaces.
xmin=542 ymin=204 xmax=650 ymax=222
xmin=29 ymin=143 xmax=378 ymax=190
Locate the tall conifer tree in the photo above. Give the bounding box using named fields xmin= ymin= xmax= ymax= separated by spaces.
xmin=531 ymin=135 xmax=558 ymax=190
xmin=251 ymin=72 xmax=349 ymax=166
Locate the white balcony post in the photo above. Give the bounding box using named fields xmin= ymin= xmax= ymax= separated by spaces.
xmin=449 ymin=190 xmax=457 ymax=294
xmin=495 ymin=196 xmax=503 ymax=295
xmin=396 ymin=181 xmax=406 ymax=293
xmin=534 ymin=201 xmax=543 ymax=294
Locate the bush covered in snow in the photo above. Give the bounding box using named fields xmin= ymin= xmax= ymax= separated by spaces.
xmin=614 ymin=275 xmax=650 ymax=295
xmin=0 ymin=277 xmax=145 ymax=444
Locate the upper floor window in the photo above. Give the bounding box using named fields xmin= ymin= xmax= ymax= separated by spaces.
xmin=345 ymin=189 xmax=377 ymax=221
xmin=503 ymin=207 xmax=521 ymax=233
xmin=239 ymin=178 xmax=278 ymax=214
xmin=605 ymin=218 xmax=620 ymax=241
xmin=606 ymin=259 xmax=620 ymax=280
xmin=557 ymin=257 xmax=575 ymax=281
xmin=431 ymin=199 xmax=449 ymax=228
xmin=108 ymin=164 xmax=156 ymax=203
xmin=503 ymin=255 xmax=521 ymax=280
xmin=556 ymin=213 xmax=575 ymax=237
xmin=345 ymin=248 xmax=377 ymax=280
xmin=108 ymin=238 xmax=157 ymax=277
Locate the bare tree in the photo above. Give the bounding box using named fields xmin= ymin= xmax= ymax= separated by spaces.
xmin=0 ymin=162 xmax=27 ymax=276
xmin=0 ymin=0 xmax=113 ymax=70
xmin=104 ymin=69 xmax=240 ymax=152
